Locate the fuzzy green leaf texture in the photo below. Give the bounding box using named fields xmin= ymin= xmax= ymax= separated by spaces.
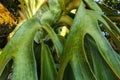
xmin=0 ymin=18 xmax=40 ymax=80
xmin=57 ymin=1 xmax=120 ymax=80
xmin=41 ymin=43 xmax=57 ymax=80
xmin=0 ymin=0 xmax=120 ymax=80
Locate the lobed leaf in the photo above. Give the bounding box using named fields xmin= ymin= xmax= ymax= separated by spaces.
xmin=57 ymin=1 xmax=120 ymax=79
xmin=41 ymin=43 xmax=57 ymax=80
xmin=42 ymin=24 xmax=63 ymax=56
xmin=0 ymin=18 xmax=40 ymax=80
xmin=57 ymin=2 xmax=96 ymax=80
xmin=84 ymin=34 xmax=118 ymax=80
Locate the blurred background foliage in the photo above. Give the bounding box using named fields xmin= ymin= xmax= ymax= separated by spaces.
xmin=0 ymin=0 xmax=19 ymax=48
xmin=95 ymin=0 xmax=120 ymax=27
xmin=0 ymin=0 xmax=20 ymax=17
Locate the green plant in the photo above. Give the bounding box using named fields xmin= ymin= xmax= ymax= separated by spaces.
xmin=0 ymin=0 xmax=120 ymax=80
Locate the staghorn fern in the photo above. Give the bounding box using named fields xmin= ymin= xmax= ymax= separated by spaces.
xmin=0 ymin=0 xmax=120 ymax=80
